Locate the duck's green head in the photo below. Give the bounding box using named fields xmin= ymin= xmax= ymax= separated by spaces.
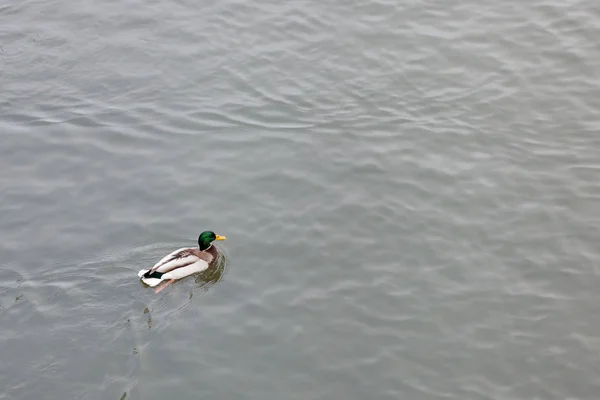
xmin=198 ymin=231 xmax=226 ymax=251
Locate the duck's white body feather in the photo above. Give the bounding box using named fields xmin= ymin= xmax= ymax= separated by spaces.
xmin=138 ymin=247 xmax=211 ymax=287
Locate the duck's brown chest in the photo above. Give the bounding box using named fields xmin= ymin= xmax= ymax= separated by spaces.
xmin=206 ymin=245 xmax=219 ymax=264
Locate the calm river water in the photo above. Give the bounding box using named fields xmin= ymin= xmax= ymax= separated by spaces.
xmin=2 ymin=0 xmax=600 ymax=399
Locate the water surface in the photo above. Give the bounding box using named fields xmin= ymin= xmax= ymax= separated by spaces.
xmin=2 ymin=0 xmax=600 ymax=399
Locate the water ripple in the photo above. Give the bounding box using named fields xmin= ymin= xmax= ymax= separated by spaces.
xmin=2 ymin=0 xmax=600 ymax=398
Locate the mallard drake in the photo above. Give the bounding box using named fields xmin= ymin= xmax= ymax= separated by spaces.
xmin=138 ymin=231 xmax=226 ymax=287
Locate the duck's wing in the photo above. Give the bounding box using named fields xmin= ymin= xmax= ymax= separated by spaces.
xmin=151 ymin=247 xmax=188 ymax=269
xmin=150 ymin=248 xmax=201 ymax=274
xmin=161 ymin=259 xmax=209 ymax=279
xmin=158 ymin=249 xmax=214 ymax=277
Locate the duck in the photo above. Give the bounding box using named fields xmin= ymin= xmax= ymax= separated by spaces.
xmin=138 ymin=231 xmax=226 ymax=287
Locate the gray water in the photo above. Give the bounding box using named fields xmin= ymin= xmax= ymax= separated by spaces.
xmin=2 ymin=0 xmax=600 ymax=399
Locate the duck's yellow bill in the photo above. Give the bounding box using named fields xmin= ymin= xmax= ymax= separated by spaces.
xmin=215 ymin=235 xmax=226 ymax=241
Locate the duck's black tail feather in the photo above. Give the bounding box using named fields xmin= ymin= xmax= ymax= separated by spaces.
xmin=143 ymin=270 xmax=164 ymax=279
